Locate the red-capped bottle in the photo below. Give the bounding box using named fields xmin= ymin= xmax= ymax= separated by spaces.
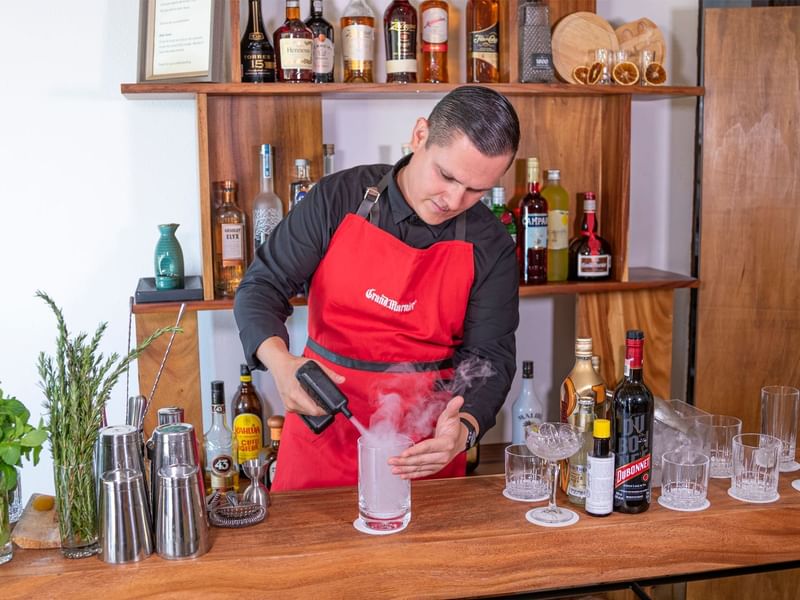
xmin=568 ymin=192 xmax=612 ymax=280
xmin=519 ymin=157 xmax=548 ymax=284
xmin=612 ymin=330 xmax=654 ymax=514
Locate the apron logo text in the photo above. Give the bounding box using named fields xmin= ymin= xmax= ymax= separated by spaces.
xmin=365 ymin=288 xmax=417 ymax=313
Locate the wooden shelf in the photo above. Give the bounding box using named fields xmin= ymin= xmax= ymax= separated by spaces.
xmin=121 ymin=81 xmax=704 ymax=100
xmin=131 ymin=268 xmax=696 ymax=314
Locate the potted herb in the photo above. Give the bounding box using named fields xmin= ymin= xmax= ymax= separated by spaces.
xmin=36 ymin=291 xmax=178 ymax=558
xmin=0 ymin=385 xmax=47 ymax=564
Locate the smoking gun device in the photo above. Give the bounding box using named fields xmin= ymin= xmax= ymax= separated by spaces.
xmin=295 ymin=360 xmax=352 ymax=434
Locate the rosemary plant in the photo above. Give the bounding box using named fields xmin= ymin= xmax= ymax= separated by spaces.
xmin=36 ymin=291 xmax=179 ymax=553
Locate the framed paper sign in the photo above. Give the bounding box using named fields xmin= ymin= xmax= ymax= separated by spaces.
xmin=138 ymin=0 xmax=227 ymax=82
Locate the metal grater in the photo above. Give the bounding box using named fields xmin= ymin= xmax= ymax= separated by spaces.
xmin=518 ymin=0 xmax=556 ymax=83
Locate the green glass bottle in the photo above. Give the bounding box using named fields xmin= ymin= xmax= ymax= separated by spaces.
xmin=542 ymin=169 xmax=569 ymax=282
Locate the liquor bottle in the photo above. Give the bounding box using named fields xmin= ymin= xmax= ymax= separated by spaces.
xmin=232 ymin=364 xmax=266 ymax=475
xmin=241 ymin=0 xmax=276 ymax=83
xmin=384 ymin=0 xmax=417 ymax=83
xmin=566 ymin=396 xmax=595 ymax=506
xmin=519 ymin=157 xmax=547 ymax=284
xmin=274 ymin=0 xmax=314 ymax=82
xmin=511 ymin=360 xmax=544 ymax=444
xmin=420 ymin=0 xmax=449 ymax=83
xmin=264 ymin=415 xmax=285 ymax=489
xmin=204 ymin=381 xmax=239 ymax=493
xmin=490 ymin=186 xmax=517 ymax=244
xmin=213 ymin=180 xmax=246 ymax=298
xmin=612 ymin=330 xmax=655 ymax=514
xmin=542 ymin=169 xmax=569 ymax=282
xmin=341 ymin=0 xmax=375 ymax=83
xmin=306 ymin=0 xmax=335 ymax=83
xmin=517 ymin=0 xmax=556 ymax=83
xmin=323 ymin=143 xmax=335 ymax=176
xmin=592 ymin=355 xmax=601 ymax=374
xmin=289 ymin=159 xmax=313 ymax=210
xmin=466 ymin=0 xmax=500 ymax=83
xmin=252 ymin=144 xmax=284 ymax=255
xmin=560 ymin=337 xmax=607 ymax=423
xmin=585 ymin=418 xmax=614 ymax=517
xmin=466 ymin=443 xmax=480 ymax=474
xmin=568 ymin=192 xmax=613 ymax=280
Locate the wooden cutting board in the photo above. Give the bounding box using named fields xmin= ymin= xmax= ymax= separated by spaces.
xmin=551 ymin=12 xmax=619 ymax=83
xmin=11 ymin=493 xmax=61 ymax=549
xmin=615 ymin=18 xmax=667 ymax=64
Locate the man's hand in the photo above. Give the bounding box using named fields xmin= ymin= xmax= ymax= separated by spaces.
xmin=256 ymin=337 xmax=345 ymax=417
xmin=388 ymin=396 xmax=470 ymax=480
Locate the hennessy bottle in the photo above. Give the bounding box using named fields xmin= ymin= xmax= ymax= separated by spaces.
xmin=274 ymin=0 xmax=314 ymax=82
xmin=213 ymin=180 xmax=246 ymax=298
xmin=306 ymin=0 xmax=335 ymax=82
xmin=241 ymin=0 xmax=276 ymax=83
xmin=341 ymin=0 xmax=375 ymax=82
xmin=420 ymin=0 xmax=448 ymax=83
xmin=384 ymin=0 xmax=417 ymax=83
xmin=466 ymin=0 xmax=500 ymax=83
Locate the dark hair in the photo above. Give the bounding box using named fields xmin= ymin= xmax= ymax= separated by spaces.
xmin=426 ymin=86 xmax=520 ymax=157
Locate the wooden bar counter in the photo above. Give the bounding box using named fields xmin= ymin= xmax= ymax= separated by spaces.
xmin=4 ymin=475 xmax=800 ymax=599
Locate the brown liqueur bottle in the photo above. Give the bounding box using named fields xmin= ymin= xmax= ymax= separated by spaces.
xmin=384 ymin=0 xmax=418 ymax=83
xmin=305 ymin=0 xmax=335 ymax=83
xmin=274 ymin=0 xmax=314 ymax=82
xmin=264 ymin=415 xmax=285 ymax=489
xmin=519 ymin=157 xmax=547 ymax=285
xmin=466 ymin=0 xmax=500 ymax=83
xmin=420 ymin=0 xmax=449 ymax=83
xmin=341 ymin=0 xmax=375 ymax=82
xmin=213 ymin=180 xmax=246 ymax=298
xmin=232 ymin=364 xmax=266 ymax=476
xmin=241 ymin=0 xmax=276 ymax=83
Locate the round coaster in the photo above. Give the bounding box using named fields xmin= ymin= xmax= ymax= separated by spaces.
xmin=727 ymin=487 xmax=780 ymax=504
xmin=353 ymin=517 xmax=409 ymax=536
xmin=791 ymin=480 xmax=800 ymax=492
xmin=657 ymin=496 xmax=710 ymax=512
xmin=525 ymin=508 xmax=579 ymax=528
xmin=503 ymin=488 xmax=549 ymax=503
xmin=780 ymin=460 xmax=800 ymax=473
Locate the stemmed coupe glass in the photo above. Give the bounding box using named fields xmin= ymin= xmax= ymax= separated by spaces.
xmin=525 ymin=422 xmax=583 ymax=527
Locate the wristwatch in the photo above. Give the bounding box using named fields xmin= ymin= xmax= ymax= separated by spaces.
xmin=460 ymin=417 xmax=478 ymax=451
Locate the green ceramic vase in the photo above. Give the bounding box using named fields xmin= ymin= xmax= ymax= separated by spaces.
xmin=154 ymin=223 xmax=184 ymax=290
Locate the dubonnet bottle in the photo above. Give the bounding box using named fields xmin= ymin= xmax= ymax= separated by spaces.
xmin=612 ymin=330 xmax=654 ymax=514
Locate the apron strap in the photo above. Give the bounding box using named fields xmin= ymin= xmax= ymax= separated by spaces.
xmin=354 ymin=168 xmax=467 ymax=241
xmin=306 ymin=337 xmax=453 ymax=373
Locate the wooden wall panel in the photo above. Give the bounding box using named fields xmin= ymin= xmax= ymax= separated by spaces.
xmin=601 ymin=95 xmax=631 ymax=282
xmin=694 ymin=7 xmax=800 ymax=433
xmin=688 ymin=569 xmax=800 ymax=600
xmin=135 ymin=311 xmax=202 ymax=440
xmin=577 ymin=290 xmax=673 ymax=399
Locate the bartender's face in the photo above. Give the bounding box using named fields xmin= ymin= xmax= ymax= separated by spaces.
xmin=400 ymin=118 xmax=513 ymax=226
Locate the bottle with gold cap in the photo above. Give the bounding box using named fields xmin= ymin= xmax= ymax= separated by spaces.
xmin=264 ymin=415 xmax=284 ymax=489
xmin=585 ymin=418 xmax=614 ymax=517
xmin=232 ymin=364 xmax=266 ymax=477
xmin=560 ymin=337 xmax=607 ymax=424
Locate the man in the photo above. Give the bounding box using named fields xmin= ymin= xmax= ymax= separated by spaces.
xmin=234 ymin=85 xmax=520 ymax=491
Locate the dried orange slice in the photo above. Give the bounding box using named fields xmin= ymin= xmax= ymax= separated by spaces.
xmin=645 ymin=62 xmax=667 ymax=85
xmin=572 ymin=65 xmax=589 ymax=85
xmin=612 ymin=61 xmax=640 ymax=86
xmin=587 ymin=62 xmax=604 ymax=85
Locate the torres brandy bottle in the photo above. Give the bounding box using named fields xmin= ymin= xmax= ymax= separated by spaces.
xmin=306 ymin=0 xmax=335 ymax=82
xmin=420 ymin=0 xmax=449 ymax=83
xmin=467 ymin=0 xmax=500 ymax=83
xmin=384 ymin=0 xmax=417 ymax=83
xmin=612 ymin=330 xmax=654 ymax=514
xmin=519 ymin=157 xmax=547 ymax=284
xmin=274 ymin=0 xmax=314 ymax=82
xmin=241 ymin=0 xmax=276 ymax=83
xmin=341 ymin=0 xmax=375 ymax=82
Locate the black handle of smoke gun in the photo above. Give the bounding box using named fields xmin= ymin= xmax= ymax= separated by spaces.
xmin=295 ymin=360 xmax=353 ymax=434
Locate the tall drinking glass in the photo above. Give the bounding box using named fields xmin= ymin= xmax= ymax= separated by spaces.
xmin=358 ymin=435 xmax=413 ymax=532
xmin=760 ymin=385 xmax=800 ymax=472
xmin=525 ymin=423 xmax=582 ymax=527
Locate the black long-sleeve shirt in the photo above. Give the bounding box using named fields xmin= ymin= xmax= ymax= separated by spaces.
xmin=234 ymin=156 xmax=519 ymax=438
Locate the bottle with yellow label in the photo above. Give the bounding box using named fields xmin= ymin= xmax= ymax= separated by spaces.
xmin=231 ymin=364 xmax=266 ymax=477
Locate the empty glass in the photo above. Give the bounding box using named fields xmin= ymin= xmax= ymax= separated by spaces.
xmin=760 ymin=385 xmax=800 ymax=472
xmin=658 ymin=449 xmax=710 ymax=511
xmin=729 ymin=433 xmax=782 ymax=503
xmin=504 ymin=444 xmax=548 ymax=502
xmin=692 ymin=415 xmax=742 ymax=478
xmin=358 ymin=435 xmax=412 ymax=532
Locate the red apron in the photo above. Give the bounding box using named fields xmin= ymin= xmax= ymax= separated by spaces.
xmin=271 ymin=170 xmax=476 ymax=491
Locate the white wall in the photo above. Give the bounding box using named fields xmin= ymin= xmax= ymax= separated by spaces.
xmin=0 ymin=0 xmax=697 ymax=499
